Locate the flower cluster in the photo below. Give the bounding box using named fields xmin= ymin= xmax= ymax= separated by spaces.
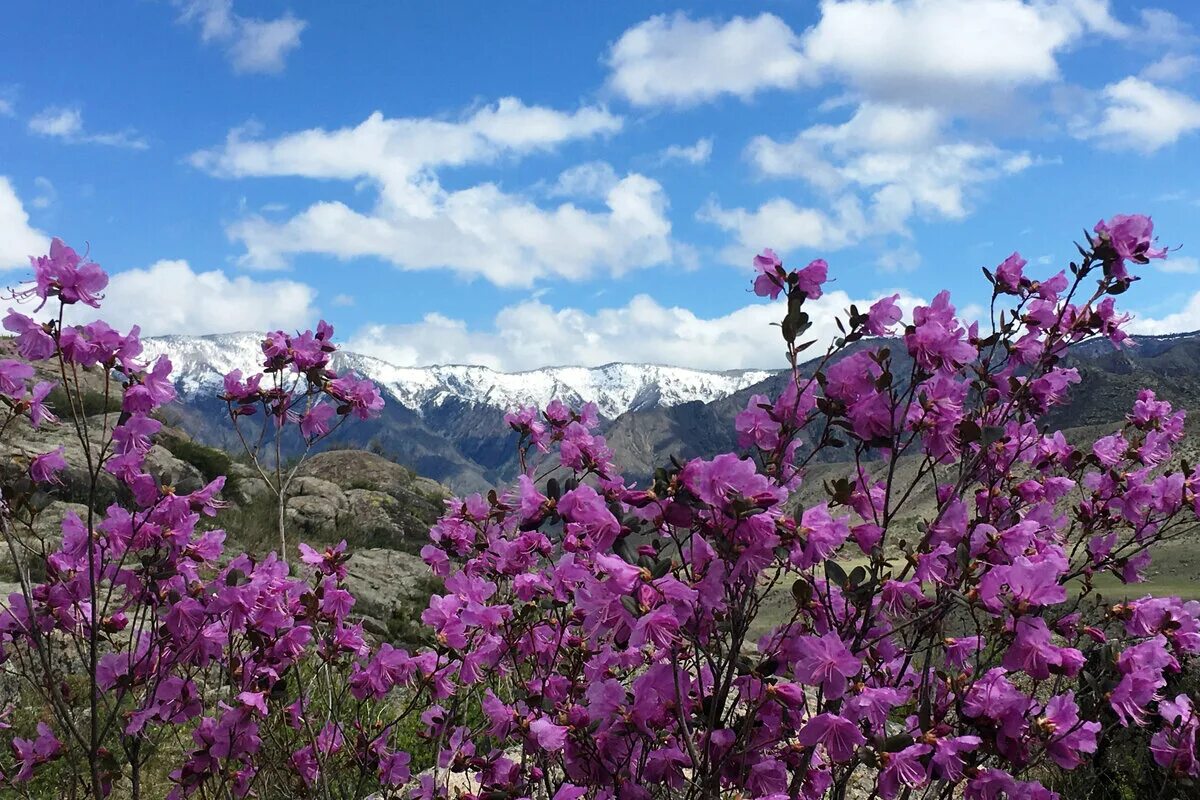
xmin=0 ymin=240 xmax=415 ymax=799
xmin=413 ymin=215 xmax=1200 ymax=799
xmin=219 ymin=318 xmax=384 ymax=555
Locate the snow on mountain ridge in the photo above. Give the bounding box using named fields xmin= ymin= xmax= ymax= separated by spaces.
xmin=141 ymin=333 xmax=778 ymax=419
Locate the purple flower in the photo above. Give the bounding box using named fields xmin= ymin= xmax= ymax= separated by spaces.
xmin=25 ymin=238 xmax=108 ymax=309
xmin=379 ymin=750 xmax=412 ymax=786
xmin=300 ymin=402 xmax=335 ymax=438
xmin=1094 ymin=214 xmax=1167 ymax=278
xmin=797 ymin=713 xmax=864 ymax=762
xmin=0 ymin=358 xmax=33 ymax=399
xmin=28 ymin=381 xmax=57 ymax=428
xmin=753 ymin=248 xmax=785 ymax=299
xmin=329 ymin=375 xmax=384 ymax=419
xmin=879 ymin=743 xmax=931 ymax=798
xmin=794 ymin=632 xmax=860 ymax=699
xmin=3 ymin=310 xmax=55 ymax=361
xmin=1040 ymin=692 xmax=1099 ymax=769
xmin=11 ymin=722 xmax=62 ymax=782
xmin=29 ymin=447 xmax=67 ymax=484
xmin=529 ymin=717 xmax=569 ymax=751
xmin=866 ymin=293 xmax=903 ymax=335
xmin=994 ymin=252 xmax=1026 ymax=293
xmin=794 ymin=258 xmax=828 ymax=299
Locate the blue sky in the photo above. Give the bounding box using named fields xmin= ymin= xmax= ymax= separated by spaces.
xmin=2 ymin=0 xmax=1199 ymax=371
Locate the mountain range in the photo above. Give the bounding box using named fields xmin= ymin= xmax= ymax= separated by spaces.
xmin=140 ymin=330 xmax=1200 ymax=493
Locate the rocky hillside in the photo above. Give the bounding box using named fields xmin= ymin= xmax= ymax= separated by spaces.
xmin=0 ymin=374 xmax=450 ymax=646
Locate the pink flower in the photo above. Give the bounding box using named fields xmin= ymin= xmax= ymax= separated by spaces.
xmin=11 ymin=722 xmax=62 ymax=782
xmin=29 ymin=447 xmax=67 ymax=484
xmin=994 ymin=252 xmax=1026 ymax=293
xmin=28 ymin=381 xmax=57 ymax=428
xmin=300 ymin=402 xmax=335 ymax=438
xmin=379 ymin=750 xmax=412 ymax=785
xmin=1040 ymin=692 xmax=1099 ymax=769
xmin=25 ymin=238 xmax=108 ymax=309
xmin=794 ymin=632 xmax=860 ymax=699
xmin=1094 ymin=214 xmax=1167 ymax=278
xmin=3 ymin=310 xmax=55 ymax=360
xmin=794 ymin=258 xmax=828 ymax=299
xmin=0 ymin=358 xmax=33 ymax=399
xmin=328 ymin=375 xmax=384 ymax=419
xmin=529 ymin=717 xmax=569 ymax=751
xmin=753 ymin=249 xmax=785 ymax=299
xmin=797 ymin=713 xmax=864 ymax=762
xmin=866 ymin=293 xmax=903 ymax=335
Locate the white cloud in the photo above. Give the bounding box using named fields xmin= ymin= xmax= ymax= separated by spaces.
xmin=549 ymin=161 xmax=620 ymax=199
xmin=722 ymin=103 xmax=1035 ymax=261
xmin=331 ymin=293 xmax=355 ymax=307
xmin=607 ymin=2 xmax=1123 ymax=111
xmin=228 ymin=173 xmax=675 ymax=285
xmin=28 ymin=106 xmax=148 ymax=149
xmin=1140 ymin=53 xmax=1200 ymax=83
xmin=0 ymin=99 xmax=12 ymax=117
xmin=606 ymin=13 xmax=811 ymax=106
xmin=177 ymin=0 xmax=306 ymax=75
xmin=661 ymin=137 xmax=714 ymax=165
xmin=700 ymin=195 xmax=868 ymax=263
xmin=63 ymin=259 xmax=319 ymax=336
xmin=346 ymin=289 xmax=926 ymax=371
xmin=1077 ymin=77 xmax=1200 ymax=152
xmin=1156 ymin=255 xmax=1199 ymax=275
xmin=190 ymin=100 xmax=621 ymax=184
xmin=800 ymin=0 xmax=1122 ymax=110
xmin=0 ymin=177 xmax=49 ymax=270
xmin=1130 ymin=292 xmax=1200 ymax=336
xmin=193 ymin=101 xmax=673 ymax=286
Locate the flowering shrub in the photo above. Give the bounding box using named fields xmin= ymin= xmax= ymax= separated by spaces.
xmin=416 ymin=216 xmax=1200 ymax=799
xmin=0 ymin=215 xmax=1196 ymax=800
xmin=0 ymin=240 xmax=422 ymax=799
xmin=221 ymin=316 xmax=383 ymax=556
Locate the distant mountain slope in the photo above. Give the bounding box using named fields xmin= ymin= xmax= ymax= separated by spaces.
xmin=142 ymin=333 xmax=775 ymax=418
xmin=138 ymin=331 xmax=1200 ymax=493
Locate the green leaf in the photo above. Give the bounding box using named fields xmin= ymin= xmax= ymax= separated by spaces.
xmin=824 ymin=559 xmax=848 ymax=586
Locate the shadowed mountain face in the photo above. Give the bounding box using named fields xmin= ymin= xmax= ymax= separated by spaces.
xmin=140 ymin=331 xmax=1200 ymax=494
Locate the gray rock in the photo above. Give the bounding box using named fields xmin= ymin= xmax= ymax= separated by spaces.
xmin=286 ymin=495 xmax=340 ymax=537
xmin=225 ymin=463 xmax=273 ymax=505
xmin=286 ymin=476 xmax=348 ymax=510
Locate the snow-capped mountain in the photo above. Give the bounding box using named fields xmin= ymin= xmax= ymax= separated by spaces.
xmin=141 ymin=332 xmax=777 ymax=419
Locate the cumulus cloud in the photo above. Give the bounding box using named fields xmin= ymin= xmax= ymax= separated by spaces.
xmin=609 ymin=3 xmax=1098 ymax=263
xmin=177 ymin=0 xmax=306 ymax=74
xmin=0 ymin=177 xmax=49 ymax=270
xmin=1156 ymin=255 xmax=1199 ymax=275
xmin=799 ymin=0 xmax=1123 ymax=110
xmin=1140 ymin=53 xmax=1200 ymax=84
xmin=192 ymin=100 xmax=677 ymax=285
xmin=607 ymin=1 xmax=1123 ymax=111
xmin=228 ymin=173 xmax=674 ymax=285
xmin=60 ymin=260 xmax=319 ymax=335
xmin=715 ymin=103 xmax=1034 ymax=261
xmin=606 ymin=13 xmax=811 ymax=106
xmin=700 ymin=195 xmax=869 ymax=263
xmin=346 ymin=289 xmax=926 ymax=371
xmin=660 ymin=137 xmax=714 ymax=165
xmin=28 ymin=106 xmax=148 ymax=149
xmin=190 ymin=100 xmax=621 ymax=182
xmin=1130 ymin=292 xmax=1200 ymax=336
xmin=1074 ymin=77 xmax=1200 ymax=152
